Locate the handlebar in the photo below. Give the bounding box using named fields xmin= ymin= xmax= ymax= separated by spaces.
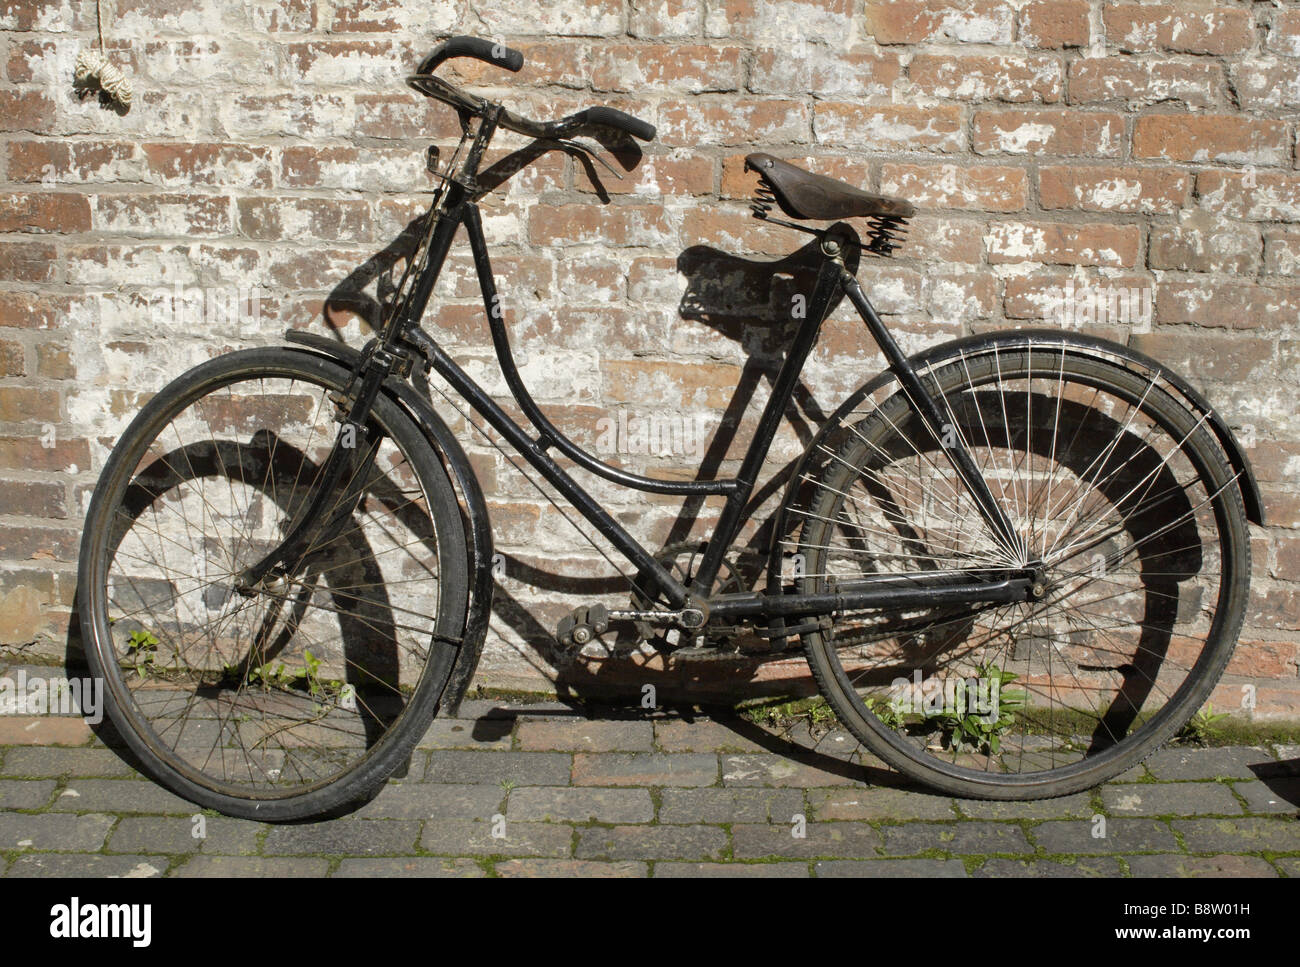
xmin=407 ymin=35 xmax=657 ymax=143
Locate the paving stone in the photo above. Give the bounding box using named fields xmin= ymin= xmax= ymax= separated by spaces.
xmin=0 ymin=717 xmax=93 ymax=745
xmin=659 ymin=861 xmax=809 ymax=877
xmin=1102 ymin=782 xmax=1241 ymax=816
xmin=6 ymin=853 xmax=167 ymax=878
xmin=953 ymin=792 xmax=1095 ymax=820
xmin=572 ymin=752 xmax=716 ymax=787
xmin=575 ymin=824 xmax=727 ymax=861
xmin=455 ymin=699 xmax=573 ymax=719
xmin=779 ymin=726 xmax=873 ymax=764
xmin=654 ymin=718 xmax=765 ymax=753
xmin=880 ymin=821 xmax=1034 ymax=856
xmin=1232 ymin=779 xmax=1300 ymax=815
xmin=262 ymin=819 xmax=421 ymax=855
xmin=496 ymin=859 xmax=646 ymax=877
xmin=972 ymin=857 xmax=1123 ymax=877
xmin=1032 ymin=818 xmax=1179 ymax=854
xmin=356 ymin=781 xmax=503 ymax=820
xmin=425 ymin=750 xmax=571 ymax=785
xmin=0 ymin=811 xmax=115 ymax=851
xmin=1272 ymin=744 xmax=1299 ymax=761
xmin=47 ymin=778 xmax=197 ymax=814
xmin=1172 ymin=817 xmax=1300 ymax=854
xmin=420 ymin=820 xmax=573 ymax=858
xmin=721 ymin=753 xmax=858 ymax=787
xmin=107 ymin=816 xmax=203 ymax=854
xmin=1144 ymin=746 xmax=1271 ymax=781
xmin=1125 ymin=854 xmax=1279 ymax=877
xmin=197 ymin=818 xmax=264 ymax=855
xmin=171 ymin=855 xmax=330 ymax=877
xmin=0 ymin=747 xmax=138 ymax=778
xmin=0 ymin=779 xmax=57 ymax=809
xmin=810 ymin=786 xmax=955 ymax=821
xmin=816 ymin=858 xmax=967 ymax=877
xmin=334 ymin=857 xmax=486 ymax=878
xmin=517 ymin=718 xmax=654 ymax=752
xmin=657 ymin=787 xmax=803 ymax=824
xmin=731 ymin=821 xmax=882 ymax=860
xmin=507 ymin=786 xmax=653 ymax=823
xmin=418 ymin=717 xmax=514 ymax=750
xmin=1272 ymin=856 xmax=1300 ymax=876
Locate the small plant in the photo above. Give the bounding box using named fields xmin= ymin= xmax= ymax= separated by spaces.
xmin=124 ymin=629 xmax=159 ymax=678
xmin=920 ymin=663 xmax=1027 ymax=756
xmin=865 ymin=695 xmax=907 ymax=730
xmin=1177 ymin=702 xmax=1230 ymax=746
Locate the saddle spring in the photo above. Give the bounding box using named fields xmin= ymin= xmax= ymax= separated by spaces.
xmin=863 ymin=214 xmax=909 ymax=257
xmin=750 ymin=174 xmax=778 ymax=220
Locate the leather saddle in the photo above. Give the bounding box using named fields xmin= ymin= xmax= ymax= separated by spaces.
xmin=744 ymin=153 xmax=915 ymax=221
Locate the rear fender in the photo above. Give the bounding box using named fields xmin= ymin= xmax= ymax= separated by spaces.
xmin=767 ymin=328 xmax=1265 ymax=596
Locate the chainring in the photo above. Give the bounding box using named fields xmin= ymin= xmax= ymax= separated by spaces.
xmin=629 ymin=541 xmax=761 ymax=650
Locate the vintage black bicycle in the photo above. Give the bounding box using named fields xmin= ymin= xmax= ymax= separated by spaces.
xmin=78 ymin=38 xmax=1263 ymax=820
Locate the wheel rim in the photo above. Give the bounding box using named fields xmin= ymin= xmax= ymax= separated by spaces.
xmin=90 ymin=364 xmax=455 ymax=800
xmin=798 ymin=346 xmax=1242 ymax=783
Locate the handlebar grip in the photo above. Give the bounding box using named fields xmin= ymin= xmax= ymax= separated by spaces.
xmin=418 ymin=36 xmax=524 ymax=75
xmin=576 ymin=106 xmax=657 ymax=142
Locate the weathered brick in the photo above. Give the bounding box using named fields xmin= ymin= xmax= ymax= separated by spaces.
xmin=659 ymin=97 xmax=808 ymax=146
xmin=909 ymin=54 xmax=1062 ymax=103
xmin=1020 ymin=0 xmax=1091 ymax=49
xmin=1104 ymin=4 xmax=1254 ymax=56
xmin=1149 ymin=215 xmax=1261 ymax=274
xmin=590 ymin=44 xmax=744 ymax=92
xmin=814 ymin=104 xmax=965 ymax=151
xmin=973 ymin=109 xmax=1124 ymax=156
xmin=1133 ymin=115 xmax=1289 ymax=166
xmin=1039 ymin=165 xmax=1191 ymax=213
xmin=0 ymin=91 xmax=54 ymax=133
xmin=865 ymin=1 xmax=1015 ymax=45
xmin=880 ymin=163 xmax=1028 ymax=212
xmin=987 ymin=221 xmax=1140 ymax=267
xmin=1067 ymin=58 xmax=1220 ymax=108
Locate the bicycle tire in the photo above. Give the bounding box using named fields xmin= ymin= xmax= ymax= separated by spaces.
xmin=78 ymin=347 xmax=469 ymax=821
xmin=797 ymin=338 xmax=1250 ymax=799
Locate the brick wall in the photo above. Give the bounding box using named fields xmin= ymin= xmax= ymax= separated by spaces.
xmin=1 ymin=0 xmax=1297 ymax=715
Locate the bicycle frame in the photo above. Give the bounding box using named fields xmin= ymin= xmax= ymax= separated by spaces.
xmin=244 ymin=107 xmax=1039 ymax=626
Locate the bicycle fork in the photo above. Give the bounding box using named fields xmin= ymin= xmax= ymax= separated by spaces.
xmin=232 ymin=347 xmax=395 ymax=597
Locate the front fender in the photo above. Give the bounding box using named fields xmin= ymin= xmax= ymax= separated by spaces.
xmin=768 ymin=328 xmax=1265 ymax=594
xmin=283 ymin=330 xmax=494 ymax=716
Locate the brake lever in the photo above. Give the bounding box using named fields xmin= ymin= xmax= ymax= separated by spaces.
xmin=543 ymin=137 xmax=624 ymax=180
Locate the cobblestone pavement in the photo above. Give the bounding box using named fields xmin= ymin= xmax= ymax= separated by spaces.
xmin=0 ymin=689 xmax=1296 ymax=878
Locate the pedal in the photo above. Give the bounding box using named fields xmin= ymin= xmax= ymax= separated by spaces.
xmin=556 ymin=604 xmax=609 ymax=647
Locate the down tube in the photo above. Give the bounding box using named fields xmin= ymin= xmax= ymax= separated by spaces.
xmin=419 ymin=340 xmax=690 ymax=608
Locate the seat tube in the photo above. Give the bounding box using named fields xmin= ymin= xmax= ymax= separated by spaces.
xmin=688 ymin=252 xmax=844 ymax=597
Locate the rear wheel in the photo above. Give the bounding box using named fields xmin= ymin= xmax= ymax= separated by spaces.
xmin=797 ymin=340 xmax=1250 ymax=799
xmin=79 ymin=348 xmax=468 ymax=820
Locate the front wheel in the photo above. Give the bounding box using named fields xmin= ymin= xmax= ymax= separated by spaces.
xmin=796 ymin=339 xmax=1251 ymax=800
xmin=78 ymin=347 xmax=469 ymax=820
